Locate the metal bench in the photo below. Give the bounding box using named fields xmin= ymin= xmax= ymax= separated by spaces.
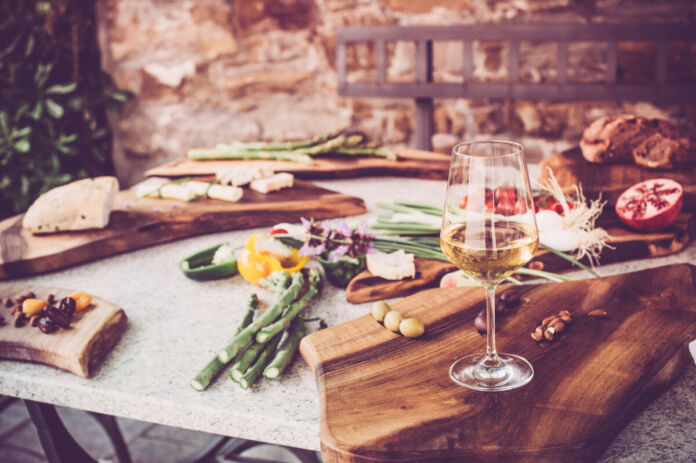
xmin=336 ymin=23 xmax=696 ymax=150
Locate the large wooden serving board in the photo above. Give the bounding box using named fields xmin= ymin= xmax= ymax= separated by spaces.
xmin=0 ymin=284 xmax=127 ymax=377
xmin=0 ymin=180 xmax=365 ymax=279
xmin=302 ymin=264 xmax=696 ymax=462
xmin=346 ymin=210 xmax=695 ymax=303
xmin=145 ymin=148 xmax=451 ymax=180
xmin=540 ymin=147 xmax=696 ymax=210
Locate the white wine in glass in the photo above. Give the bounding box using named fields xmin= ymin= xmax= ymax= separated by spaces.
xmin=440 ymin=141 xmax=538 ymax=391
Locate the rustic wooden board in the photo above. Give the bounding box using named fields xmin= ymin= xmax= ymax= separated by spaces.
xmin=0 ymin=284 xmax=127 ymax=378
xmin=145 ymin=148 xmax=451 ymax=180
xmin=346 ymin=210 xmax=695 ymax=303
xmin=539 ymin=147 xmax=696 ymax=210
xmin=302 ymin=264 xmax=696 ymax=463
xmin=0 ymin=180 xmax=365 ymax=279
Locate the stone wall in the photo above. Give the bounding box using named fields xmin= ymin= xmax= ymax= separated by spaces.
xmin=96 ymin=0 xmax=696 ymax=185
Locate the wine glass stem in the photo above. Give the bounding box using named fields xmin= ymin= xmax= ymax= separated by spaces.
xmin=483 ymin=284 xmax=500 ymax=367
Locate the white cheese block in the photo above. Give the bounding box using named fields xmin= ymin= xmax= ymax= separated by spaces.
xmin=159 ymin=184 xmax=198 ymax=202
xmin=366 ymin=250 xmax=416 ymax=281
xmin=249 ymin=173 xmax=294 ymax=194
xmin=207 ymin=185 xmax=243 ymax=202
xmin=216 ymin=165 xmax=275 ymax=187
xmin=182 ymin=181 xmax=211 ymax=197
xmin=23 ymin=176 xmax=119 ymax=234
xmin=135 ymin=177 xmax=169 ymax=198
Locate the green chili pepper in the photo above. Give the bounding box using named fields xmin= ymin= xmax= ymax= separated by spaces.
xmin=180 ymin=243 xmax=238 ymax=281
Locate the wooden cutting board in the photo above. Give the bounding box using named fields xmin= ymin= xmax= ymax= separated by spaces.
xmin=346 ymin=210 xmax=695 ymax=303
xmin=144 ymin=148 xmax=451 ymax=180
xmin=301 ymin=264 xmax=696 ymax=462
xmin=0 ymin=284 xmax=127 ymax=377
xmin=0 ymin=180 xmax=365 ymax=279
xmin=539 ymin=147 xmax=696 ymax=210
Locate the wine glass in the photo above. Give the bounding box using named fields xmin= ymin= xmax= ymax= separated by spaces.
xmin=440 ymin=140 xmax=538 ymax=392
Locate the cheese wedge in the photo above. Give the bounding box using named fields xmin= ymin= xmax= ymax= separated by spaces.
xmin=366 ymin=250 xmax=416 ymax=281
xmin=249 ymin=173 xmax=294 ymax=194
xmin=23 ymin=176 xmax=119 ymax=234
xmin=217 ymin=165 xmax=275 ymax=187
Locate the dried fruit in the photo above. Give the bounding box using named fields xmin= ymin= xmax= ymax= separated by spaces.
xmin=68 ymin=292 xmax=92 ymax=312
xmin=531 ymin=325 xmax=543 ymax=342
xmin=14 ymin=312 xmax=28 ymax=328
xmin=589 ymin=309 xmax=608 ymax=319
xmin=22 ymin=299 xmax=47 ymax=316
xmin=37 ymin=316 xmax=57 ymax=334
xmin=399 ymin=318 xmax=425 ymax=338
xmin=615 ymin=179 xmax=683 ymax=231
xmin=2 ymin=297 xmax=12 ymax=307
xmin=500 ymin=290 xmax=521 ymax=307
xmin=58 ymin=297 xmax=76 ymax=316
xmin=46 ymin=306 xmax=72 ymax=329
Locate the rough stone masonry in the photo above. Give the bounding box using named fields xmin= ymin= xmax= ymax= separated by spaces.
xmin=96 ymin=0 xmax=696 ymax=185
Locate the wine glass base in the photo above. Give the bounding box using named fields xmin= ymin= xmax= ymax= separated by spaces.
xmin=449 ymin=353 xmax=534 ymax=392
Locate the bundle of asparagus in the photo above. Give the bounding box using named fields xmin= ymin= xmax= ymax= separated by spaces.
xmin=187 ymin=129 xmax=397 ymax=164
xmin=190 ymin=268 xmax=321 ymax=391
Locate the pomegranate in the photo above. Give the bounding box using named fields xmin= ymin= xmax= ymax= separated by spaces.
xmin=615 ymin=178 xmax=683 ymax=231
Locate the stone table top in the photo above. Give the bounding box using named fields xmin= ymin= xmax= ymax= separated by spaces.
xmin=1 ymin=176 xmax=695 ymax=461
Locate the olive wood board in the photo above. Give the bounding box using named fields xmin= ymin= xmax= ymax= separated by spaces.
xmin=301 ymin=264 xmax=696 ymax=463
xmin=540 ymin=146 xmax=696 ymax=210
xmin=144 ymin=148 xmax=451 ymax=180
xmin=0 ymin=284 xmax=127 ymax=377
xmin=346 ymin=210 xmax=695 ymax=303
xmin=0 ymin=180 xmax=365 ymax=279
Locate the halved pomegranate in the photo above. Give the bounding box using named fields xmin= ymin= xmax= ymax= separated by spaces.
xmin=615 ymin=178 xmax=683 ymax=231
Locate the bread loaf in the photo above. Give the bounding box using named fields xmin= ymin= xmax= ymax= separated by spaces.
xmin=580 ymin=115 xmax=692 ymax=169
xmin=23 ymin=176 xmax=119 ymax=234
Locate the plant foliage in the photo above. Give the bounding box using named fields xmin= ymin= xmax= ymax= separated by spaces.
xmin=0 ymin=0 xmax=131 ymax=218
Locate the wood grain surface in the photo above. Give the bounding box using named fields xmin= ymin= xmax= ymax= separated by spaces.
xmin=144 ymin=148 xmax=451 ymax=180
xmin=346 ymin=210 xmax=695 ymax=303
xmin=0 ymin=284 xmax=127 ymax=377
xmin=302 ymin=264 xmax=696 ymax=462
xmin=540 ymin=147 xmax=696 ymax=210
xmin=0 ymin=180 xmax=365 ymax=279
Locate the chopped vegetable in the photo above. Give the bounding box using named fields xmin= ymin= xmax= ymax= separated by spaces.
xmin=264 ymin=319 xmax=305 ymax=380
xmin=237 ymin=234 xmax=307 ymax=285
xmin=180 ymin=243 xmax=238 ymax=281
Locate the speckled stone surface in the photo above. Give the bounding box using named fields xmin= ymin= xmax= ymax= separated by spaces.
xmin=0 ymin=176 xmax=694 ymax=459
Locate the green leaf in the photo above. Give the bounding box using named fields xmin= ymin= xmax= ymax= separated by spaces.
xmin=34 ymin=64 xmax=53 ymax=88
xmin=58 ymin=133 xmax=78 ymax=144
xmin=69 ymin=96 xmax=86 ymax=110
xmin=14 ymin=103 xmax=29 ymax=121
xmin=46 ymin=82 xmax=77 ymax=95
xmin=13 ymin=138 xmax=30 ymax=153
xmin=45 ymin=99 xmax=64 ymax=119
xmin=30 ymin=101 xmax=43 ymax=120
xmin=24 ymin=33 xmax=34 ymax=58
xmin=0 ymin=112 xmax=9 ymax=137
xmin=110 ymin=90 xmax=132 ymax=103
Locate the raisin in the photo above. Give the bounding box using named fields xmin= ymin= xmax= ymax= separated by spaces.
xmin=46 ymin=306 xmax=71 ymax=329
xmin=58 ymin=297 xmax=76 ymax=316
xmin=37 ymin=316 xmax=57 ymax=334
xmin=2 ymin=297 xmax=12 ymax=307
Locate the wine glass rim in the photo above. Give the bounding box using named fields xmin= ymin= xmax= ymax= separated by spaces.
xmin=452 ymin=140 xmax=524 ymax=158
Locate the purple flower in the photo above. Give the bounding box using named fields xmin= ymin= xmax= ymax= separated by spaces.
xmin=356 ymin=221 xmax=369 ymax=238
xmin=301 ymin=217 xmax=313 ymax=231
xmin=328 ymin=244 xmax=350 ymax=261
xmin=335 ymin=220 xmax=351 ymax=238
xmin=299 ymin=242 xmax=326 ymax=257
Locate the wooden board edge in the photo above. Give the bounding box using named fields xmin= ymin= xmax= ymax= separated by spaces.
xmin=81 ymin=309 xmax=128 ymax=378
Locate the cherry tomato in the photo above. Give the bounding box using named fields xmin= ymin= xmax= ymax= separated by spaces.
xmin=484 ymin=199 xmax=495 ymax=212
xmin=496 ymin=198 xmax=516 ymax=216
xmin=552 ymin=203 xmax=564 ymax=215
xmin=494 ymin=187 xmax=517 ymax=203
xmin=459 ymin=196 xmax=468 ymax=209
xmin=269 ymin=228 xmax=287 ymax=236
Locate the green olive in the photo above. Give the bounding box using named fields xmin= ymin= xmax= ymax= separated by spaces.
xmin=399 ymin=318 xmax=425 ymax=338
xmin=383 ymin=310 xmax=404 ymax=332
xmin=371 ymin=301 xmax=391 ymax=322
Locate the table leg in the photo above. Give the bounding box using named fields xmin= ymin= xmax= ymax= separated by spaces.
xmin=88 ymin=411 xmax=133 ymax=463
xmin=217 ymin=437 xmax=322 ymax=463
xmin=24 ymin=400 xmax=97 ymax=463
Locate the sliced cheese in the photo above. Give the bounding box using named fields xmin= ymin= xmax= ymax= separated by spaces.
xmin=207 ymin=184 xmax=243 ymax=202
xmin=23 ymin=176 xmax=119 ymax=234
xmin=366 ymin=250 xmax=416 ymax=281
xmin=216 ymin=165 xmax=275 ymax=187
xmin=249 ymin=173 xmax=294 ymax=194
xmin=160 ymin=183 xmax=198 ymax=202
xmin=182 ymin=181 xmax=211 ymax=197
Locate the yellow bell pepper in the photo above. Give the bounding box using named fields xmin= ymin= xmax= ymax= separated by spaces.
xmin=237 ymin=234 xmax=308 ymax=285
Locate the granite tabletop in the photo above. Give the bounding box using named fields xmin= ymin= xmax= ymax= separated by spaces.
xmin=0 ymin=176 xmax=695 ymax=461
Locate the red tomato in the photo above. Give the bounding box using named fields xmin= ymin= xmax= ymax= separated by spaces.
xmin=552 ymin=203 xmax=564 ymax=215
xmin=496 ymin=198 xmax=516 ymax=216
xmin=494 ymin=187 xmax=518 ymax=203
xmin=459 ymin=196 xmax=468 ymax=209
xmin=484 ymin=199 xmax=495 ymax=212
xmin=269 ymin=228 xmax=287 ymax=236
xmin=514 ymin=199 xmax=527 ymax=214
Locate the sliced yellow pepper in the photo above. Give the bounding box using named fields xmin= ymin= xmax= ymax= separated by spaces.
xmin=237 ymin=234 xmax=308 ymax=285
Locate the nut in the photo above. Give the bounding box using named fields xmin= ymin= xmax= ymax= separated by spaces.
xmin=22 ymin=291 xmax=35 ymax=300
xmin=528 ymin=261 xmax=544 ymax=271
xmin=558 ymin=310 xmax=572 ymax=324
xmin=47 ymin=294 xmax=56 ymax=305
xmin=588 ymin=309 xmax=607 ymax=319
xmin=30 ymin=314 xmax=40 ymax=327
xmin=541 ymin=315 xmax=559 ymax=329
xmin=550 ymin=320 xmax=565 ymax=334
xmin=14 ymin=312 xmax=28 ymax=328
xmin=2 ymin=297 xmax=12 ymax=307
xmin=531 ymin=325 xmax=543 ymax=342
xmin=544 ymin=326 xmax=556 ymax=341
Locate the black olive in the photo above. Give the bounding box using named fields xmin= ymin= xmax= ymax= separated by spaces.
xmin=500 ymin=290 xmax=521 ymax=307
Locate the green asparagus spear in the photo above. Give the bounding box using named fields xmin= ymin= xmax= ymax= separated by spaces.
xmin=190 ymin=294 xmax=258 ymax=391
xmin=230 ymin=332 xmax=280 ymax=382
xmin=187 ymin=147 xmax=314 ymax=164
xmin=256 ymin=270 xmax=320 ymax=344
xmin=258 ymin=271 xmax=290 ymax=293
xmin=217 ymin=272 xmax=305 ymax=363
xmin=195 ymin=129 xmax=347 ymax=153
xmin=239 ymin=334 xmax=282 ymax=390
xmin=333 ymin=146 xmax=398 ymax=160
xmin=263 ymin=319 xmax=304 ymax=380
